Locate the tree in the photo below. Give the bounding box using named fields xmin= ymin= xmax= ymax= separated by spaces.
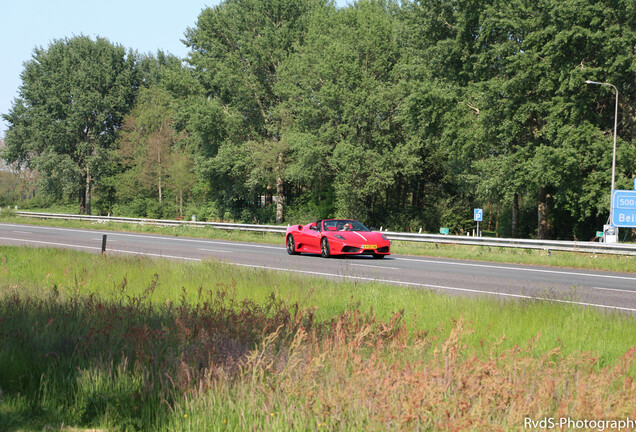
xmin=166 ymin=150 xmax=196 ymax=218
xmin=0 ymin=138 xmax=19 ymax=204
xmin=2 ymin=36 xmax=137 ymax=214
xmin=391 ymin=0 xmax=485 ymax=231
xmin=483 ymin=0 xmax=636 ymax=239
xmin=183 ymin=0 xmax=322 ymax=223
xmin=278 ymin=0 xmax=418 ymax=224
xmin=401 ymin=0 xmax=636 ymax=239
xmin=117 ymin=86 xmax=176 ymax=204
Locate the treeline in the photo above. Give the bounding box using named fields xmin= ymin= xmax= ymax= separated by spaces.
xmin=2 ymin=0 xmax=635 ymax=239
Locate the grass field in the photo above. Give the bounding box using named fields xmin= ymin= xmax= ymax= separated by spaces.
xmin=1 ymin=211 xmax=636 ymax=274
xmin=1 ymin=246 xmax=635 ymax=431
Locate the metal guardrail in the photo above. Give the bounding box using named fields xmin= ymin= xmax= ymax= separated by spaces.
xmin=10 ymin=211 xmax=636 ymax=256
xmin=12 ymin=211 xmax=287 ymax=233
xmin=384 ymin=231 xmax=636 ymax=256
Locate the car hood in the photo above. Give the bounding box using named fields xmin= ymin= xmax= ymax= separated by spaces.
xmin=326 ymin=231 xmax=385 ymax=242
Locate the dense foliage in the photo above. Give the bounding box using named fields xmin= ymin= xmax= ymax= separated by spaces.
xmin=2 ymin=0 xmax=635 ymax=239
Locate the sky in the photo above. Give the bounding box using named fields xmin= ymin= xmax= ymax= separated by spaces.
xmin=0 ymin=0 xmax=347 ymax=137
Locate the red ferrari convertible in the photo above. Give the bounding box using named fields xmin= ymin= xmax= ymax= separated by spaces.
xmin=285 ymin=219 xmax=391 ymax=259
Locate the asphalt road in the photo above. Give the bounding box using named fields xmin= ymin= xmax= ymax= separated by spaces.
xmin=1 ymin=222 xmax=635 ymax=313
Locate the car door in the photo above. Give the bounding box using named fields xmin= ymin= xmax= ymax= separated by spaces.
xmin=295 ymin=223 xmax=321 ymax=253
xmin=303 ymin=222 xmax=322 ymax=253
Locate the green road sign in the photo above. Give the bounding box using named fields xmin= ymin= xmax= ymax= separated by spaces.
xmin=440 ymin=227 xmax=449 ymax=235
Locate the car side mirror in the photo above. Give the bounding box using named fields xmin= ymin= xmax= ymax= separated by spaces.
xmin=370 ymin=227 xmax=376 ymax=231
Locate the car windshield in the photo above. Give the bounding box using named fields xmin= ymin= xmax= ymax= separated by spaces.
xmin=322 ymin=220 xmax=370 ymax=232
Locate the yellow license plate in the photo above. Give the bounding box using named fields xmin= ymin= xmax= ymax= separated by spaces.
xmin=362 ymin=244 xmax=377 ymax=250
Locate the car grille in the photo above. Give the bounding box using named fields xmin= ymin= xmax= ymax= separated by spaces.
xmin=342 ymin=246 xmax=361 ymax=253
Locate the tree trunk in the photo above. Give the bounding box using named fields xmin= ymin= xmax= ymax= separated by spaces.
xmin=412 ymin=179 xmax=419 ymax=207
xmin=79 ymin=188 xmax=86 ymax=214
xmin=495 ymin=205 xmax=500 ymax=235
xmin=179 ymin=189 xmax=183 ymax=218
xmin=84 ymin=165 xmax=92 ymax=215
xmin=538 ymin=186 xmax=548 ymax=239
xmin=275 ymin=152 xmax=284 ymax=224
xmin=511 ymin=193 xmax=519 ymax=238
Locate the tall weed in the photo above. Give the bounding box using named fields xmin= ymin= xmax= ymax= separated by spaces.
xmin=1 ymin=284 xmax=635 ymax=431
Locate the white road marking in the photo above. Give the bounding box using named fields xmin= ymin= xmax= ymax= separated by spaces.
xmin=231 ymin=263 xmax=636 ymax=313
xmin=0 ymin=223 xmax=285 ymax=250
xmin=198 ymin=241 xmax=283 ymax=250
xmin=12 ymin=231 xmax=31 ymax=234
xmin=0 ymin=236 xmax=201 ymax=261
xmin=112 ymin=250 xmax=201 ymax=261
xmin=198 ymin=248 xmax=231 ymax=253
xmin=590 ymin=286 xmax=636 ymax=294
xmin=351 ymin=263 xmax=399 ymax=270
xmin=3 ymin=222 xmax=636 ymax=290
xmin=0 ymin=237 xmax=102 ymax=251
xmin=1 ymin=233 xmax=635 ymax=312
xmin=396 ymin=257 xmax=636 ymax=282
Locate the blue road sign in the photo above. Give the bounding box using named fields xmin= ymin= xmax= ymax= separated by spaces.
xmin=474 ymin=208 xmax=483 ymax=222
xmin=612 ymin=190 xmax=636 ymax=227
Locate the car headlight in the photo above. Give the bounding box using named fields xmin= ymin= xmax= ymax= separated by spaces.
xmin=381 ymin=234 xmax=388 ymax=241
xmin=334 ymin=234 xmax=345 ymax=240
